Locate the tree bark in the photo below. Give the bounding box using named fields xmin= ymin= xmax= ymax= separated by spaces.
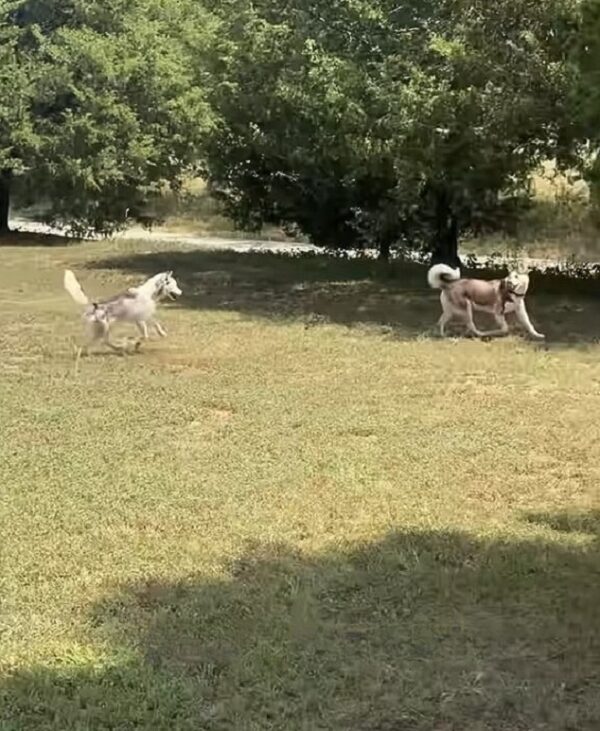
xmin=430 ymin=187 xmax=461 ymax=268
xmin=0 ymin=170 xmax=11 ymax=234
xmin=378 ymin=236 xmax=391 ymax=262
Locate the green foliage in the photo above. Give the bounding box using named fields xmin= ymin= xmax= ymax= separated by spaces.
xmin=0 ymin=0 xmax=216 ymax=234
xmin=573 ymin=0 xmax=600 ymax=210
xmin=205 ymin=0 xmax=580 ymax=258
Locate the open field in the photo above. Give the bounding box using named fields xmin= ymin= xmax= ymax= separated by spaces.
xmin=1 ymin=238 xmax=599 ymax=730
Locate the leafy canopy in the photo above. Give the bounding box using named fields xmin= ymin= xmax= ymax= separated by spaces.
xmin=205 ymin=0 xmax=580 ymax=257
xmin=0 ymin=0 xmax=216 ymax=234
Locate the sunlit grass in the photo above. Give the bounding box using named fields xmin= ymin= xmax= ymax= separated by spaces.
xmin=0 ymin=239 xmax=598 ymax=730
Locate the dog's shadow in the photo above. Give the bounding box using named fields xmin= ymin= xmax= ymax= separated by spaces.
xmin=72 ymin=336 xmax=149 ymax=359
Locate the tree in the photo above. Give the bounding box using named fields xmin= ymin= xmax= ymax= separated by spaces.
xmin=572 ymin=0 xmax=600 ymax=210
xmin=0 ymin=0 xmax=216 ymax=235
xmin=205 ymin=0 xmax=580 ymax=262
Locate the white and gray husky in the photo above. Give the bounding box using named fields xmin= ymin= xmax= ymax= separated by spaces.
xmin=64 ymin=269 xmax=182 ymax=352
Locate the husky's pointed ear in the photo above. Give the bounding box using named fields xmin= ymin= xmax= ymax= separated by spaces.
xmin=167 ymin=270 xmax=173 ymax=277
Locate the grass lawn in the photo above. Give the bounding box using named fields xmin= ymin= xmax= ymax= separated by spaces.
xmin=1 ymin=238 xmax=599 ymax=730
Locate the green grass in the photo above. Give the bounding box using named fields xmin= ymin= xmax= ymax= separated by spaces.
xmin=1 ymin=238 xmax=599 ymax=730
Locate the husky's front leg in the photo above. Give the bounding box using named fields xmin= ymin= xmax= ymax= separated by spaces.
xmin=480 ymin=307 xmax=510 ymax=338
xmin=151 ymin=319 xmax=167 ymax=337
xmin=514 ymin=299 xmax=545 ymax=339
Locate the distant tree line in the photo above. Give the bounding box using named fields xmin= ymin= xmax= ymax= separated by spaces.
xmin=2 ymin=0 xmax=599 ymax=263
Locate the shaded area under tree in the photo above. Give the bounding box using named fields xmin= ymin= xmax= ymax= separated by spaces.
xmin=1 ymin=514 xmax=599 ymax=730
xmin=87 ymin=247 xmax=600 ymax=344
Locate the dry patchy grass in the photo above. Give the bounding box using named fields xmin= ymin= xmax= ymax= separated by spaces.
xmin=123 ymin=169 xmax=600 ymax=261
xmin=0 ymin=239 xmax=599 ymax=730
xmin=148 ymin=179 xmax=292 ymax=241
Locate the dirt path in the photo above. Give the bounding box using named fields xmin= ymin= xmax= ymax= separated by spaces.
xmin=8 ymin=217 xmax=587 ymax=271
xmin=9 ymin=217 xmax=317 ymax=253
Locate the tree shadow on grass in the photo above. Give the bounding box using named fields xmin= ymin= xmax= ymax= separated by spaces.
xmin=86 ymin=248 xmax=600 ymax=344
xmin=524 ymin=509 xmax=600 ymax=537
xmin=2 ymin=517 xmax=599 ymax=730
xmin=0 ymin=230 xmax=78 ymax=247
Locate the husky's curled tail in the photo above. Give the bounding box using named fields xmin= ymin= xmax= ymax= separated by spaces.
xmin=427 ymin=263 xmax=461 ymax=290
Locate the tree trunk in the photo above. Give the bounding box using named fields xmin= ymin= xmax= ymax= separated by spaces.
xmin=378 ymin=236 xmax=391 ymax=262
xmin=0 ymin=170 xmax=11 ymax=234
xmin=430 ymin=187 xmax=461 ymax=268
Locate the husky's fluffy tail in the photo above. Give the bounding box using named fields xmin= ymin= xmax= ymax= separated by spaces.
xmin=64 ymin=270 xmax=90 ymax=306
xmin=427 ymin=263 xmax=461 ymax=290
